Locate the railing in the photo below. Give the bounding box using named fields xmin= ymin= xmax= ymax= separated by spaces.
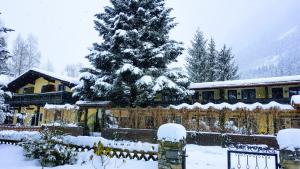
xmin=6 ymin=91 xmax=75 ymax=106
xmin=0 ymin=138 xmax=158 ymax=161
xmin=227 ymin=144 xmax=280 ymax=169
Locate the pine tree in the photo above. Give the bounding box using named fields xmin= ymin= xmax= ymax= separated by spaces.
xmin=186 ymin=30 xmax=207 ymax=82
xmin=73 ymin=0 xmax=192 ymax=107
xmin=0 ymin=12 xmax=13 ymax=124
xmin=206 ymin=38 xmax=218 ymax=82
xmin=217 ymin=45 xmax=238 ymax=81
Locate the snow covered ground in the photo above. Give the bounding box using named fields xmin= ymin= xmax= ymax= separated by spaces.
xmin=0 ymin=144 xmax=229 ymax=169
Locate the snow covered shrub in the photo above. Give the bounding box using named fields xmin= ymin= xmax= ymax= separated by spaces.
xmin=22 ymin=128 xmax=77 ymax=167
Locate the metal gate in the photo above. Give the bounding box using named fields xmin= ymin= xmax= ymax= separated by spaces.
xmin=227 ymin=144 xmax=281 ymax=169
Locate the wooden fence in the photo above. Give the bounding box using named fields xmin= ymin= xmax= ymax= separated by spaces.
xmin=0 ymin=138 xmax=158 ymax=161
xmin=112 ymin=107 xmax=300 ymax=134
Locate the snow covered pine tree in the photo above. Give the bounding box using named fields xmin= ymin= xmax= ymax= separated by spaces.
xmin=0 ymin=12 xmax=13 ymax=124
xmin=186 ymin=30 xmax=208 ymax=82
xmin=206 ymin=38 xmax=218 ymax=82
xmin=217 ymin=45 xmax=238 ymax=81
xmin=73 ymin=0 xmax=193 ymax=106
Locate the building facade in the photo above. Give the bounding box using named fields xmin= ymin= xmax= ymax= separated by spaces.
xmin=5 ymin=68 xmax=78 ymax=126
xmin=190 ymin=75 xmax=300 ymax=104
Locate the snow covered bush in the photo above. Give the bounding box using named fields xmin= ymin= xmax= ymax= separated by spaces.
xmin=22 ymin=128 xmax=77 ymax=167
xmin=73 ymin=0 xmax=193 ymax=107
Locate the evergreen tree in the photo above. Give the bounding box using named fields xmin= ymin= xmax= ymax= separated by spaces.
xmin=73 ymin=0 xmax=192 ymax=107
xmin=217 ymin=45 xmax=238 ymax=81
xmin=206 ymin=38 xmax=217 ymax=82
xmin=0 ymin=12 xmax=13 ymax=124
xmin=186 ymin=30 xmax=207 ymax=82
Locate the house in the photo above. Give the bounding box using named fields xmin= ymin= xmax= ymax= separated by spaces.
xmin=6 ymin=68 xmax=78 ymax=126
xmin=190 ymin=75 xmax=300 ymax=104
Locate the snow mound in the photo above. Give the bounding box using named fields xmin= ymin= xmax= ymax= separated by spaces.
xmin=277 ymin=128 xmax=300 ymax=151
xmin=157 ymin=123 xmax=186 ymax=142
xmin=290 ymin=95 xmax=300 ymax=105
xmin=0 ymin=130 xmax=40 ymax=141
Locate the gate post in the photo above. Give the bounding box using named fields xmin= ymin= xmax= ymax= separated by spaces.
xmin=277 ymin=129 xmax=300 ymax=169
xmin=157 ymin=123 xmax=186 ymax=169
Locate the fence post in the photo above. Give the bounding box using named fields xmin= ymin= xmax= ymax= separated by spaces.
xmin=277 ymin=129 xmax=300 ymax=169
xmin=157 ymin=123 xmax=187 ymax=169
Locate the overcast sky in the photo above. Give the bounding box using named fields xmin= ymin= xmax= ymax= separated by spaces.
xmin=1 ymin=0 xmax=300 ymax=74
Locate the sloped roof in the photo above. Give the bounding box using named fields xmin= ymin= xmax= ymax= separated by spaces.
xmin=190 ymin=75 xmax=300 ymax=89
xmin=7 ymin=68 xmax=79 ymax=91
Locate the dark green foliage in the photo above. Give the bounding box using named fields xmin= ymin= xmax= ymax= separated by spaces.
xmin=186 ymin=30 xmax=207 ymax=82
xmin=217 ymin=45 xmax=239 ymax=81
xmin=22 ymin=128 xmax=77 ymax=167
xmin=186 ymin=30 xmax=239 ymax=82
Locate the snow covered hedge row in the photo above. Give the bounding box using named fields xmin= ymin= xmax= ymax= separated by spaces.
xmin=170 ymin=101 xmax=293 ymax=110
xmin=0 ymin=130 xmax=40 ymax=141
xmin=0 ymin=130 xmax=158 ymax=152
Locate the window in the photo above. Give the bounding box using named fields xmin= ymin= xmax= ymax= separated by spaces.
xmin=289 ymin=87 xmax=300 ymax=97
xmin=202 ymin=91 xmax=214 ymax=102
xmin=272 ymin=88 xmax=283 ymax=99
xmin=193 ymin=91 xmax=200 ymax=101
xmin=241 ymin=89 xmax=256 ymax=100
xmin=23 ymin=87 xmax=34 ymax=94
xmin=58 ymin=84 xmax=65 ymax=91
xmin=227 ymin=90 xmax=237 ymax=100
xmin=41 ymin=84 xmax=55 ymax=93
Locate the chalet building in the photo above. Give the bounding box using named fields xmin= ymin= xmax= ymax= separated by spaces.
xmin=6 ymin=68 xmax=78 ymax=126
xmin=190 ymin=75 xmax=300 ymax=104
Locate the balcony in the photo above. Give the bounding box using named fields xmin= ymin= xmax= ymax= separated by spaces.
xmin=6 ymin=91 xmax=76 ymax=107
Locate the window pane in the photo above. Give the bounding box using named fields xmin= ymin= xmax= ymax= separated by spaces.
xmin=272 ymin=88 xmax=283 ymax=99
xmin=289 ymin=87 xmax=300 ymax=97
xmin=241 ymin=89 xmax=256 ymax=99
xmin=23 ymin=87 xmax=34 ymax=94
xmin=228 ymin=90 xmax=237 ymax=100
xmin=202 ymin=91 xmax=214 ymax=102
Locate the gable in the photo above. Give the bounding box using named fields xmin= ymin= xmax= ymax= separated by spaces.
xmin=7 ymin=69 xmax=78 ymax=92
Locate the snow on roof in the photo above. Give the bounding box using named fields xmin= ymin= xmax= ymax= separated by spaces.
xmin=277 ymin=128 xmax=300 ymax=151
xmin=76 ymin=100 xmax=111 ymax=107
xmin=169 ymin=101 xmax=294 ymax=111
xmin=157 ymin=123 xmax=186 ymax=142
xmin=44 ymin=103 xmax=78 ymax=110
xmin=190 ymin=75 xmax=300 ymax=89
xmin=290 ymin=95 xmax=300 ymax=105
xmin=31 ymin=68 xmax=79 ymax=84
xmin=10 ymin=68 xmax=79 ymax=85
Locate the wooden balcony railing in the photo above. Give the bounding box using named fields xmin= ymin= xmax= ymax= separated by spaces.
xmin=6 ymin=91 xmax=75 ymax=106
